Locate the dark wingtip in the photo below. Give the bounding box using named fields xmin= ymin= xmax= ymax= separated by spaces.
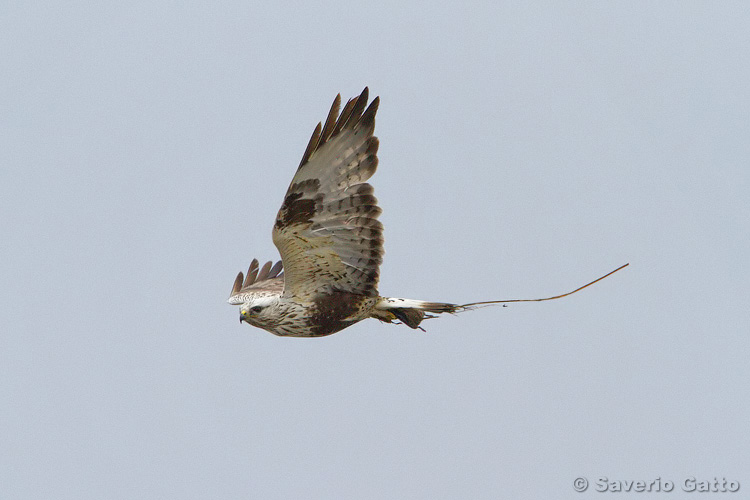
xmin=299 ymin=88 xmax=379 ymax=168
xmin=242 ymin=259 xmax=260 ymax=288
xmin=231 ymin=271 xmax=244 ymax=297
xmin=360 ymin=96 xmax=380 ymax=129
xmin=269 ymin=260 xmax=284 ymax=278
xmin=298 ymin=122 xmax=323 ymax=168
xmin=257 ymin=261 xmax=273 ymax=282
xmin=344 ymin=88 xmax=370 ymax=130
xmin=319 ymin=94 xmax=342 ymax=146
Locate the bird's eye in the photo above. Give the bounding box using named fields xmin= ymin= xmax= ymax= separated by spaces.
xmin=250 ymin=306 xmax=263 ymax=313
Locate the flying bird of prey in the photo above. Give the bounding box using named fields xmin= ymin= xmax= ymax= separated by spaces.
xmin=228 ymin=88 xmax=627 ymax=337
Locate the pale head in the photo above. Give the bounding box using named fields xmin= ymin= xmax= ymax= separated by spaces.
xmin=233 ymin=294 xmax=281 ymax=329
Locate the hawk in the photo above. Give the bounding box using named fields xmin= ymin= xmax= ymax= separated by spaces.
xmin=228 ymin=88 xmax=627 ymax=337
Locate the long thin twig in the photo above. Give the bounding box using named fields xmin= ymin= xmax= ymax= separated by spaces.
xmin=461 ymin=263 xmax=629 ymax=308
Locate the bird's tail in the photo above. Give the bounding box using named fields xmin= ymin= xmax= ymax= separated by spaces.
xmin=372 ymin=298 xmax=464 ymax=330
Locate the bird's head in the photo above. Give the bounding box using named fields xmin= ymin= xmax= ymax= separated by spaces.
xmin=238 ymin=295 xmax=279 ymax=328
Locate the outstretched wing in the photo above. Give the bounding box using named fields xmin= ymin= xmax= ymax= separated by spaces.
xmin=227 ymin=258 xmax=284 ymax=304
xmin=272 ymin=88 xmax=383 ymax=300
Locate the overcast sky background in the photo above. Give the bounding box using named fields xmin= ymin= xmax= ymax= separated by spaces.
xmin=2 ymin=1 xmax=748 ymax=499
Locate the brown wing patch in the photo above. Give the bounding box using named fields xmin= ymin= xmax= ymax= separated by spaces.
xmin=275 ymin=179 xmax=322 ymax=228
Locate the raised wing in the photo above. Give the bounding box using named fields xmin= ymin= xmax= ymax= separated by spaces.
xmin=227 ymin=258 xmax=284 ymax=304
xmin=272 ymin=88 xmax=383 ymax=299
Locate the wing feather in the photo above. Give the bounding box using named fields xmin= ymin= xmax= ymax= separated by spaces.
xmin=298 ymin=122 xmax=322 ymax=169
xmin=272 ymin=88 xmax=383 ymax=299
xmin=242 ymin=258 xmax=260 ymax=288
xmin=331 ymin=97 xmax=358 ymax=137
xmin=256 ymin=260 xmax=273 ymax=282
xmin=319 ymin=94 xmax=341 ymax=147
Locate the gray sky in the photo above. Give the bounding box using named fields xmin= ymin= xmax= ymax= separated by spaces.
xmin=2 ymin=1 xmax=748 ymax=499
